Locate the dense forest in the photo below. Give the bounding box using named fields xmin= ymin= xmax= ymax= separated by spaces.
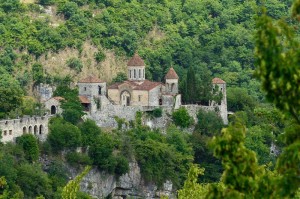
xmin=0 ymin=0 xmax=299 ymax=198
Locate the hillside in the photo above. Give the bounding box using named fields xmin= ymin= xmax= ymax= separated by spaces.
xmin=0 ymin=0 xmax=291 ymax=97
xmin=1 ymin=0 xmax=300 ymax=199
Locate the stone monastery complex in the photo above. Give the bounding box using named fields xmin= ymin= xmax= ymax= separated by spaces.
xmin=0 ymin=53 xmax=228 ymax=143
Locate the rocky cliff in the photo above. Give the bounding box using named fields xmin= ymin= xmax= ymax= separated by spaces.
xmin=71 ymin=161 xmax=175 ymax=199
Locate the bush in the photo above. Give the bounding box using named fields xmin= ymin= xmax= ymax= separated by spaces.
xmin=172 ymin=107 xmax=194 ymax=128
xmin=16 ymin=134 xmax=39 ymax=162
xmin=78 ymin=119 xmax=102 ymax=146
xmin=66 ymin=152 xmax=92 ymax=167
xmin=48 ymin=117 xmax=82 ymax=153
xmin=114 ymin=155 xmax=129 ymax=176
xmin=94 ymin=50 xmax=106 ymax=63
xmin=66 ymin=58 xmax=83 ymax=72
xmin=152 ymin=108 xmax=163 ymax=118
xmin=88 ymin=133 xmax=129 ymax=175
xmin=111 ymin=72 xmax=127 ymax=83
xmin=195 ymin=109 xmax=223 ymax=136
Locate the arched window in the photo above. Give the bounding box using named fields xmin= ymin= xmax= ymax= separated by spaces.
xmin=23 ymin=127 xmax=27 ymax=134
xmin=34 ymin=125 xmax=38 ymax=135
xmin=139 ymin=69 xmax=141 ymax=78
xmin=29 ymin=126 xmax=32 ymax=133
xmin=39 ymin=125 xmax=43 ymax=135
xmin=134 ymin=69 xmax=136 ymax=78
xmin=171 ymin=83 xmax=175 ymax=92
xmin=51 ymin=105 xmax=56 ymax=115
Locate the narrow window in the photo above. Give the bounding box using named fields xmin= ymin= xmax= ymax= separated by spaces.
xmin=9 ymin=130 xmax=12 ymax=135
xmin=139 ymin=69 xmax=141 ymax=79
xmin=129 ymin=70 xmax=131 ymax=78
xmin=3 ymin=130 xmax=7 ymax=136
xmin=84 ymin=87 xmax=87 ymax=91
xmin=134 ymin=69 xmax=136 ymax=78
xmin=139 ymin=95 xmax=141 ymax=101
xmin=98 ymin=86 xmax=102 ymax=95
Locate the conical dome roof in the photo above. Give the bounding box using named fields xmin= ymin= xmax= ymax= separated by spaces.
xmin=165 ymin=67 xmax=179 ymax=79
xmin=212 ymin=78 xmax=226 ymax=84
xmin=127 ymin=53 xmax=145 ymax=67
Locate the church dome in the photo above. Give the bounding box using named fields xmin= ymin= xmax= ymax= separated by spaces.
xmin=127 ymin=53 xmax=145 ymax=67
xmin=165 ymin=67 xmax=179 ymax=79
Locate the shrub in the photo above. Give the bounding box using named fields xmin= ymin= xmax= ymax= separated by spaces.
xmin=16 ymin=134 xmax=39 ymax=162
xmin=152 ymin=108 xmax=162 ymax=118
xmin=195 ymin=109 xmax=223 ymax=136
xmin=48 ymin=117 xmax=82 ymax=153
xmin=94 ymin=51 xmax=106 ymax=63
xmin=66 ymin=152 xmax=92 ymax=167
xmin=66 ymin=58 xmax=83 ymax=72
xmin=172 ymin=107 xmax=194 ymax=128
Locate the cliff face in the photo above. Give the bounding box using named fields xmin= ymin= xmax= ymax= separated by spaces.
xmin=71 ymin=161 xmax=175 ymax=199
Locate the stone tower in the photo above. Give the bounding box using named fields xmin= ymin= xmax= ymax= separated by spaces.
xmin=127 ymin=53 xmax=145 ymax=81
xmin=165 ymin=67 xmax=179 ymax=95
xmin=212 ymin=78 xmax=228 ymax=125
xmin=77 ymin=76 xmax=107 ymax=112
xmin=78 ymin=76 xmax=107 ymax=97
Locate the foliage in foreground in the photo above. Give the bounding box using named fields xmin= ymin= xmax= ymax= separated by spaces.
xmin=61 ymin=166 xmax=91 ymax=199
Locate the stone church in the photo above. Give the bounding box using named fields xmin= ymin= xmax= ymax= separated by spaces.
xmin=107 ymin=53 xmax=181 ymax=107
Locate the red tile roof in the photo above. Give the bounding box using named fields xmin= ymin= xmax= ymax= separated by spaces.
xmin=78 ymin=76 xmax=104 ymax=83
xmin=108 ymin=81 xmax=135 ymax=89
xmin=165 ymin=67 xmax=179 ymax=79
xmin=127 ymin=53 xmax=145 ymax=67
xmin=52 ymin=96 xmax=65 ymax=101
xmin=79 ymin=96 xmax=90 ymax=104
xmin=134 ymin=80 xmax=161 ymax=91
xmin=108 ymin=80 xmax=161 ymax=91
xmin=212 ymin=78 xmax=226 ymax=84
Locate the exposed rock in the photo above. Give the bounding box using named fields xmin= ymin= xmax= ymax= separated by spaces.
xmin=72 ymin=161 xmax=175 ymax=199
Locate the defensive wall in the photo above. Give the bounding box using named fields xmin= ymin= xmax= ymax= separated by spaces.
xmin=0 ymin=116 xmax=50 ymax=143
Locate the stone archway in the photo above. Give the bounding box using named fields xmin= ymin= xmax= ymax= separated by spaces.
xmin=51 ymin=105 xmax=56 ymax=115
xmin=121 ymin=91 xmax=131 ymax=106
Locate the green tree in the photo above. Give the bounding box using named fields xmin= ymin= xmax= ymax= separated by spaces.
xmin=0 ymin=73 xmax=23 ymax=118
xmin=48 ymin=117 xmax=82 ymax=153
xmin=32 ymin=63 xmax=44 ymax=84
xmin=61 ymin=166 xmax=91 ymax=199
xmin=195 ymin=109 xmax=223 ymax=136
xmin=227 ymin=87 xmax=257 ymax=112
xmin=177 ymin=165 xmax=209 ymax=199
xmin=16 ymin=134 xmax=39 ymax=162
xmin=111 ymin=72 xmax=127 ymax=83
xmin=172 ymin=107 xmax=194 ymax=128
xmin=78 ymin=119 xmax=102 ymax=147
xmin=16 ymin=164 xmax=52 ymax=198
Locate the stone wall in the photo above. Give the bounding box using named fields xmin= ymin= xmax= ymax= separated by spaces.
xmin=149 ymin=86 xmax=161 ymax=106
xmin=90 ymin=105 xmax=143 ymax=128
xmin=182 ymin=105 xmax=228 ymax=125
xmin=0 ymin=116 xmax=50 ymax=143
